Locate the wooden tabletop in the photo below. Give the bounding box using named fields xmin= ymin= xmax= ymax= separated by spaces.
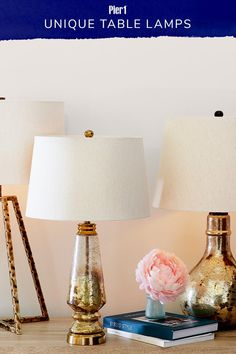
xmin=0 ymin=318 xmax=235 ymax=354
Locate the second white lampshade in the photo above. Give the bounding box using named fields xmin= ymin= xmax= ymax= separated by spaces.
xmin=153 ymin=118 xmax=236 ymax=212
xmin=26 ymin=135 xmax=150 ymax=221
xmin=0 ymin=100 xmax=64 ymax=185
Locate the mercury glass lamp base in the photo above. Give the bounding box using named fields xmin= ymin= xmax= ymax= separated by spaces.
xmin=181 ymin=213 xmax=236 ymax=329
xmin=67 ymin=331 xmax=106 ymax=345
xmin=67 ymin=222 xmax=106 ymax=346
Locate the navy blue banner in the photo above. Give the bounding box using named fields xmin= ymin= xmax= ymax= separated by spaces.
xmin=0 ymin=0 xmax=235 ymax=40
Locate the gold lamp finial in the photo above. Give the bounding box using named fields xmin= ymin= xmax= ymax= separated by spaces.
xmin=84 ymin=130 xmax=94 ymax=138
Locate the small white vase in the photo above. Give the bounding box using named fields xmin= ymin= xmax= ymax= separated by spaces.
xmin=145 ymin=296 xmax=165 ymax=320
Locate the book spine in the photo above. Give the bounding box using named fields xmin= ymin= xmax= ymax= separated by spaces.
xmin=107 ymin=328 xmax=165 ymax=347
xmin=107 ymin=328 xmax=215 ymax=348
xmin=103 ymin=317 xmax=173 ymax=340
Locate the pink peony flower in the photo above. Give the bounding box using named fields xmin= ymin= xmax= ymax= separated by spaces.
xmin=136 ymin=249 xmax=189 ymax=303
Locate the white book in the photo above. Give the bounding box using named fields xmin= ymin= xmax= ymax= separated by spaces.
xmin=107 ymin=328 xmax=215 ymax=348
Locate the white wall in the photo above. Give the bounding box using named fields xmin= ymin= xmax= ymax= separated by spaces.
xmin=0 ymin=37 xmax=236 ymax=318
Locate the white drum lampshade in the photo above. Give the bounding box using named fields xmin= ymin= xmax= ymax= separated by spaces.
xmin=26 ymin=135 xmax=149 ymax=221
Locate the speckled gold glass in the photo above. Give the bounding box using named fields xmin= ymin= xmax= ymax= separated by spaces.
xmin=67 ymin=222 xmax=106 ymax=345
xmin=181 ymin=213 xmax=236 ymax=329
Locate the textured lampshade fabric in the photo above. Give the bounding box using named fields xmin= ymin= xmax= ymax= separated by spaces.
xmin=0 ymin=100 xmax=64 ymax=184
xmin=153 ymin=118 xmax=236 ymax=212
xmin=26 ymin=135 xmax=150 ymax=221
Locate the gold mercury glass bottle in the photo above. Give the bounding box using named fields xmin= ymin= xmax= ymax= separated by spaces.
xmin=181 ymin=213 xmax=236 ymax=329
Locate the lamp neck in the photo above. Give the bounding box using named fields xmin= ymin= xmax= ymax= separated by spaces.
xmin=206 ymin=212 xmax=230 ymax=236
xmin=77 ymin=221 xmax=97 ymax=236
xmin=205 ymin=213 xmax=232 ymax=256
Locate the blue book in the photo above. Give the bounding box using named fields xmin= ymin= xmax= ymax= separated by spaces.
xmin=103 ymin=311 xmax=218 ymax=340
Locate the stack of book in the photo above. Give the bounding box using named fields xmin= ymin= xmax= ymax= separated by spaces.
xmin=103 ymin=311 xmax=218 ymax=348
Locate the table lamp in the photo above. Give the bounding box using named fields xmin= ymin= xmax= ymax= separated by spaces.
xmin=26 ymin=130 xmax=150 ymax=346
xmin=0 ymin=98 xmax=64 ymax=334
xmin=153 ymin=113 xmax=236 ymax=328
